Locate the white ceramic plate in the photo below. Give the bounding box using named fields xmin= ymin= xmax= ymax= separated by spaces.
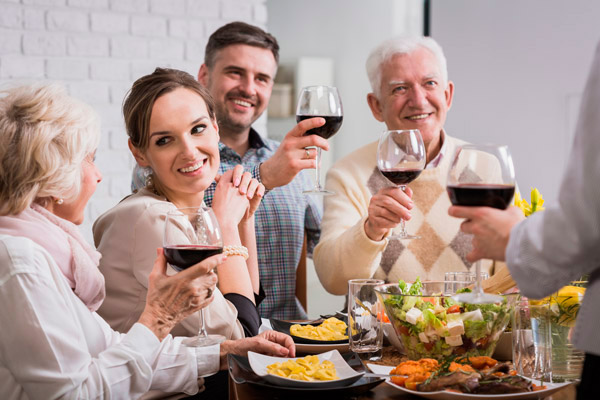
xmin=248 ymin=349 xmax=363 ymax=388
xmin=367 ymin=364 xmax=571 ymax=400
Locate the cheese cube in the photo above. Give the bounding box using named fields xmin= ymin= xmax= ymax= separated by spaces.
xmin=405 ymin=307 xmax=423 ymax=325
xmin=418 ymin=332 xmax=430 ymax=343
xmin=461 ymin=309 xmax=483 ymax=321
xmin=447 ymin=318 xmax=465 ymax=336
xmin=445 ymin=334 xmax=463 ymax=347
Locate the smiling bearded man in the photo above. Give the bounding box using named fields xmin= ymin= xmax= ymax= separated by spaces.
xmin=313 ymin=36 xmax=506 ymax=295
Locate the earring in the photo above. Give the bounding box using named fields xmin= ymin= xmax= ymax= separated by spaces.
xmin=55 ymin=198 xmax=64 ymax=205
xmin=145 ymin=173 xmax=153 ymax=187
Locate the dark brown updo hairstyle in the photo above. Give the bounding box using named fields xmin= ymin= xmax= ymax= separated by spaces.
xmin=123 ymin=67 xmax=217 ymax=151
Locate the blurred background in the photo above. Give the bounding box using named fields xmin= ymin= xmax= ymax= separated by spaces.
xmin=1 ymin=0 xmax=599 ymax=317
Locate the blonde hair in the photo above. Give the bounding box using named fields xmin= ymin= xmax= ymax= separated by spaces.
xmin=0 ymin=83 xmax=101 ymax=215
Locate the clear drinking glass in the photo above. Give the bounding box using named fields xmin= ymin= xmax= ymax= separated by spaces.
xmin=447 ymin=144 xmax=515 ymax=304
xmin=164 ymin=206 xmax=225 ymax=347
xmin=377 ymin=129 xmax=426 ymax=239
xmin=444 ymin=271 xmax=490 ymax=294
xmin=547 ymin=280 xmax=587 ymax=382
xmin=512 ymin=299 xmax=552 ymax=382
xmin=296 ymin=85 xmax=343 ymax=195
xmin=348 ymin=279 xmax=385 ymax=360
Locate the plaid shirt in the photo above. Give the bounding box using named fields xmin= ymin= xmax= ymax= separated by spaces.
xmin=132 ymin=129 xmax=321 ymax=319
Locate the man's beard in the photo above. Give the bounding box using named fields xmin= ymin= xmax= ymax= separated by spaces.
xmin=215 ymin=101 xmax=252 ymax=136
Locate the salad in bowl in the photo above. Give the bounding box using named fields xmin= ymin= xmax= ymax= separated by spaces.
xmin=375 ymin=279 xmax=518 ymax=361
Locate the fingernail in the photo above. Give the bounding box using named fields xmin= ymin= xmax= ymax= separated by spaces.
xmin=235 ymin=177 xmax=241 ymax=186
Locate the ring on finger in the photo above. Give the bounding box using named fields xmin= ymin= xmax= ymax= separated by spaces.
xmin=206 ymin=287 xmax=213 ymax=299
xmin=304 ymin=149 xmax=311 ymax=159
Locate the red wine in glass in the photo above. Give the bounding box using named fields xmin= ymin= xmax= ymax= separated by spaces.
xmin=379 ymin=169 xmax=423 ymax=186
xmin=164 ymin=245 xmax=224 ymax=272
xmin=446 ymin=144 xmax=515 ymax=304
xmin=296 ymin=86 xmax=343 ymax=195
xmin=377 ymin=129 xmax=426 ymax=240
xmin=447 ymin=183 xmax=515 ymax=209
xmin=296 ymin=115 xmax=343 ymax=139
xmin=164 ymin=207 xmax=225 ymax=347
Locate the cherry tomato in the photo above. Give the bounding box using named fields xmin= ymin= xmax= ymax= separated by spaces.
xmin=447 ymin=305 xmax=461 ymax=314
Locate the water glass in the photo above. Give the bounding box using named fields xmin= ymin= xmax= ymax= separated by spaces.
xmin=512 ymin=300 xmax=552 ymax=382
xmin=547 ymin=281 xmax=586 ymax=382
xmin=444 ymin=271 xmax=489 ymax=294
xmin=348 ymin=279 xmax=384 ymax=359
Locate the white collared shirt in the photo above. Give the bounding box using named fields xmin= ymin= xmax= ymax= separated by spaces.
xmin=0 ymin=234 xmax=219 ymax=399
xmin=425 ymin=129 xmax=448 ymax=170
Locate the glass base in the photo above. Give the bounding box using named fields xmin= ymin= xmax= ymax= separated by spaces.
xmin=303 ymin=188 xmax=334 ymax=195
xmin=389 ymin=233 xmax=420 ymax=240
xmin=183 ymin=334 xmax=226 ymax=347
xmin=453 ymin=292 xmax=504 ymax=304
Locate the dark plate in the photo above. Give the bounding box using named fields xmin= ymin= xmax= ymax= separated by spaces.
xmin=270 ymin=317 xmax=349 ymax=345
xmin=228 ymin=352 xmax=384 ymax=398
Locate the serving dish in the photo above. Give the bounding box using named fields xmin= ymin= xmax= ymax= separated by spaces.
xmin=247 ymin=349 xmax=362 ymax=388
xmin=368 ymin=364 xmax=570 ymax=400
xmin=228 ymin=351 xmax=383 ymax=398
xmin=270 ymin=318 xmax=349 ymax=345
xmin=375 ymin=281 xmax=519 ymax=361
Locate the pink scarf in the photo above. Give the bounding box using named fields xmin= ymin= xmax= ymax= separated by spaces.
xmin=0 ymin=203 xmax=105 ymax=311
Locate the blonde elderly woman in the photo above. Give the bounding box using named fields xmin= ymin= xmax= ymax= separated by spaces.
xmin=0 ymin=84 xmax=294 ymax=400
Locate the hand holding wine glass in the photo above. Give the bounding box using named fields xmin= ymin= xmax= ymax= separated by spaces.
xmin=296 ymin=85 xmax=343 ymax=195
xmin=164 ymin=206 xmax=226 ymax=347
xmin=376 ymin=129 xmax=426 ymax=239
xmin=140 ymin=248 xmax=219 ymax=341
xmin=446 ymin=144 xmax=516 ymax=304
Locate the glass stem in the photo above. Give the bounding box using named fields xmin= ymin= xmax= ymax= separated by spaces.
xmin=198 ymin=308 xmax=208 ymax=339
xmin=399 ymin=185 xmax=408 ymax=236
xmin=474 ymin=260 xmax=484 ymax=296
xmin=314 ymin=147 xmax=323 ymax=191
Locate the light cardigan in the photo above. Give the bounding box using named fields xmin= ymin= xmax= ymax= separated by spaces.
xmin=314 ymin=134 xmax=497 ymax=295
xmin=93 ymin=188 xmax=244 ymax=340
xmin=0 ymin=234 xmax=217 ymax=399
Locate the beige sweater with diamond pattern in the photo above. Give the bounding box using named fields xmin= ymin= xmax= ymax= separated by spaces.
xmin=314 ymin=135 xmax=498 ymax=295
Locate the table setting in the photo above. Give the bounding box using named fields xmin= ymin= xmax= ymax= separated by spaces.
xmin=227 ymin=139 xmax=580 ymax=399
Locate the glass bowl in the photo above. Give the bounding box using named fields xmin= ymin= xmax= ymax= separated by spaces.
xmin=375 ymin=281 xmax=519 ymax=361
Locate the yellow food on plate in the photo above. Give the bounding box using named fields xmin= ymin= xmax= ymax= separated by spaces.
xmin=290 ymin=317 xmax=348 ymax=341
xmin=266 ymin=355 xmax=339 ymax=381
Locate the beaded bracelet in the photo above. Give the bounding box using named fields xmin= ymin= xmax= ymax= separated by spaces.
xmin=223 ymin=245 xmax=249 ymax=260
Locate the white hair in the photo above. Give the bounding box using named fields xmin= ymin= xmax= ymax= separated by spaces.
xmin=0 ymin=83 xmax=101 ymax=215
xmin=366 ymin=36 xmax=448 ymax=98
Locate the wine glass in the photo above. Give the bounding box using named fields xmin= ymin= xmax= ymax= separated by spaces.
xmin=446 ymin=144 xmax=516 ymax=304
xmin=296 ymin=85 xmax=343 ymax=195
xmin=376 ymin=129 xmax=426 ymax=239
xmin=163 ymin=206 xmax=225 ymax=347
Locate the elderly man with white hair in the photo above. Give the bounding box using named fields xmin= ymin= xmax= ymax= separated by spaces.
xmin=314 ymin=36 xmax=503 ymax=294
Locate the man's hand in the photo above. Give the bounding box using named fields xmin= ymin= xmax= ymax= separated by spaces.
xmin=219 ymin=330 xmax=296 ymax=369
xmin=448 ymin=205 xmax=525 ymax=262
xmin=364 ymin=186 xmax=414 ymax=241
xmin=259 ymin=117 xmax=329 ymax=189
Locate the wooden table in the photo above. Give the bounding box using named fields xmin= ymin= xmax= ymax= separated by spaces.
xmin=229 ymin=346 xmax=577 ymax=400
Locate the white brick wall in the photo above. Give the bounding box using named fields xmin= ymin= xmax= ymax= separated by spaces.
xmin=0 ymin=0 xmax=269 ymax=243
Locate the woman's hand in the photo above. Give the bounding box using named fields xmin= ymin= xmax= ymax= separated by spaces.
xmin=138 ymin=248 xmax=224 ymax=341
xmin=219 ymin=330 xmax=296 ymax=369
xmin=213 ymin=165 xmax=265 ymax=226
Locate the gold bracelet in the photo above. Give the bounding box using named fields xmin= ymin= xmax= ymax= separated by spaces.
xmin=223 ymin=245 xmax=249 ymax=260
